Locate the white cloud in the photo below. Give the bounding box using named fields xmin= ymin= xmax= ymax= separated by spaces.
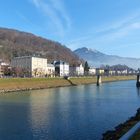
xmin=67 ymin=11 xmax=140 ymax=50
xmin=50 ymin=0 xmax=71 ymax=29
xmin=30 ymin=0 xmax=71 ymax=37
xmin=131 ymin=22 xmax=140 ymax=29
xmin=95 ymin=11 xmax=140 ymax=33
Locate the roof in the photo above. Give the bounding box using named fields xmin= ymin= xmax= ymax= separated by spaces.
xmin=12 ymin=56 xmax=47 ymax=60
xmin=53 ymin=60 xmax=69 ymax=65
xmin=70 ymin=64 xmax=84 ymax=68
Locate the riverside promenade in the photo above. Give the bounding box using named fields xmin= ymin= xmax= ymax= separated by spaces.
xmin=0 ymin=76 xmax=136 ymax=93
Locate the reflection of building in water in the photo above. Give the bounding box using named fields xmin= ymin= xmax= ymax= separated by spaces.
xmin=29 ymin=89 xmax=55 ymax=132
xmin=29 ymin=87 xmax=94 ymax=138
xmin=29 ymin=88 xmax=73 ymax=133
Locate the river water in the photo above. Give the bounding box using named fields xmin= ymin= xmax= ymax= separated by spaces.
xmin=0 ymin=80 xmax=140 ymax=140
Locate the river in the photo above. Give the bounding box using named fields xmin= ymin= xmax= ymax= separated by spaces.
xmin=0 ymin=80 xmax=140 ymax=140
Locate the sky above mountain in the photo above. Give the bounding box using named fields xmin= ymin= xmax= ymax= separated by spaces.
xmin=0 ymin=0 xmax=140 ymax=58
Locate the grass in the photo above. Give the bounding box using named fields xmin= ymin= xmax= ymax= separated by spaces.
xmin=0 ymin=75 xmax=136 ymax=92
xmin=70 ymin=75 xmax=136 ymax=85
xmin=0 ymin=78 xmax=71 ymax=91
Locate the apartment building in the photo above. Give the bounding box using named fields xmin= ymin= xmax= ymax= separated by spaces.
xmin=11 ymin=56 xmax=48 ymax=77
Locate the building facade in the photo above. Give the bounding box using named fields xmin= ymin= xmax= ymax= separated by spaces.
xmin=96 ymin=68 xmax=105 ymax=75
xmin=53 ymin=61 xmax=69 ymax=77
xmin=47 ymin=64 xmax=55 ymax=77
xmin=11 ymin=56 xmax=48 ymax=77
xmin=89 ymin=67 xmax=96 ymax=75
xmin=0 ymin=61 xmax=10 ymax=77
xmin=70 ymin=64 xmax=84 ymax=76
xmin=0 ymin=65 xmax=2 ymax=77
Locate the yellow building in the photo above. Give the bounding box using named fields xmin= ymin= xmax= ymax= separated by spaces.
xmin=96 ymin=68 xmax=105 ymax=75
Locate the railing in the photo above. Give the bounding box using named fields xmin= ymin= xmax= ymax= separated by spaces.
xmin=119 ymin=121 xmax=140 ymax=140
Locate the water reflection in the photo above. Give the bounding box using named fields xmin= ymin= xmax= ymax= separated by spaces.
xmin=0 ymin=92 xmax=33 ymax=140
xmin=29 ymin=86 xmax=96 ymax=139
xmin=0 ymin=80 xmax=139 ymax=140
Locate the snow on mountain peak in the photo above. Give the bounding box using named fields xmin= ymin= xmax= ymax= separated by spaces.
xmin=88 ymin=48 xmax=98 ymax=53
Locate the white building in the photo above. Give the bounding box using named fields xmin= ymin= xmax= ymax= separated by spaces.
xmin=47 ymin=64 xmax=55 ymax=77
xmin=53 ymin=60 xmax=69 ymax=77
xmin=116 ymin=69 xmax=128 ymax=75
xmin=0 ymin=61 xmax=10 ymax=77
xmin=70 ymin=64 xmax=84 ymax=76
xmin=109 ymin=70 xmax=116 ymax=75
xmin=121 ymin=69 xmax=128 ymax=75
xmin=89 ymin=67 xmax=96 ymax=75
xmin=11 ymin=56 xmax=48 ymax=77
xmin=0 ymin=65 xmax=2 ymax=77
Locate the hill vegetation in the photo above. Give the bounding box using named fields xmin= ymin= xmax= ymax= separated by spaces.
xmin=0 ymin=27 xmax=82 ymax=65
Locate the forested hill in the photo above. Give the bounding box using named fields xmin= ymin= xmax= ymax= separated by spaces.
xmin=0 ymin=27 xmax=81 ymax=65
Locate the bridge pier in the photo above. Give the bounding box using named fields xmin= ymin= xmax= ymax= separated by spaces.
xmin=136 ymin=74 xmax=140 ymax=87
xmin=97 ymin=75 xmax=102 ymax=86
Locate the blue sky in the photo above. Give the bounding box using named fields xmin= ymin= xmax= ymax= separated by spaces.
xmin=0 ymin=0 xmax=140 ymax=58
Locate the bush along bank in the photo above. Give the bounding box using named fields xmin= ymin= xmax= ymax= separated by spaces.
xmin=102 ymin=108 xmax=140 ymax=140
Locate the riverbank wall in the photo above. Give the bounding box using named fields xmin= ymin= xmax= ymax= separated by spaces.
xmin=102 ymin=108 xmax=140 ymax=140
xmin=0 ymin=76 xmax=136 ymax=93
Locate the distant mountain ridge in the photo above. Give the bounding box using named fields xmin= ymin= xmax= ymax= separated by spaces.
xmin=74 ymin=47 xmax=140 ymax=69
xmin=0 ymin=27 xmax=82 ymax=65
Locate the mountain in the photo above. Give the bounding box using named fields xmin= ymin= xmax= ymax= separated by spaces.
xmin=0 ymin=27 xmax=82 ymax=65
xmin=74 ymin=47 xmax=140 ymax=69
